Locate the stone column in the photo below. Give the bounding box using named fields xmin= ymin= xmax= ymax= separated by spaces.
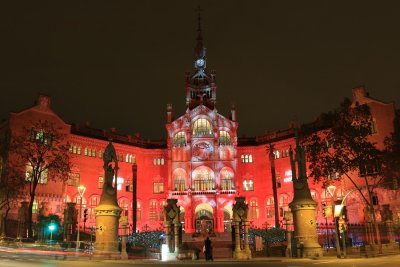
xmin=120 ymin=218 xmax=128 ymax=259
xmin=243 ymin=220 xmax=250 ymax=252
xmin=234 ymin=221 xmax=241 ymax=251
xmin=164 ymin=221 xmax=171 ymax=252
xmin=232 ymin=197 xmax=252 ymax=260
xmin=174 ymin=223 xmax=180 ymax=253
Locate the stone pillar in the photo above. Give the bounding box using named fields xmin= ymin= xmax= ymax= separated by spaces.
xmin=63 ymin=202 xmax=76 ymax=242
xmin=165 ymin=221 xmax=171 ymax=251
xmin=243 ymin=221 xmax=251 ymax=252
xmin=120 ymin=219 xmax=128 ymax=260
xmin=163 ymin=199 xmax=181 ymax=258
xmin=95 ymin=205 xmax=122 ymax=255
xmin=232 ymin=197 xmax=252 ymax=260
xmin=174 ymin=223 xmax=180 ymax=253
xmin=234 ymin=221 xmax=241 ymax=251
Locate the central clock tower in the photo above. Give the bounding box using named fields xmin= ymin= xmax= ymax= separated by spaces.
xmin=165 ymin=13 xmax=238 ymax=234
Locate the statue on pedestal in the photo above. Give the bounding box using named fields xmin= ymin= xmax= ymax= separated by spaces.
xmin=94 ymin=141 xmax=122 ymax=256
xmin=288 ymin=129 xmax=323 ymax=258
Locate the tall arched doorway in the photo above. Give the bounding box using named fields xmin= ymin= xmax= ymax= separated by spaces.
xmin=195 ymin=203 xmax=213 ymax=233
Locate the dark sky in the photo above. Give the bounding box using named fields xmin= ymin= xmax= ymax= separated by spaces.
xmin=1 ymin=1 xmax=400 ymax=140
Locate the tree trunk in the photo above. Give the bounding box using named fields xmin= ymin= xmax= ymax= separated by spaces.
xmin=27 ymin=193 xmax=35 ymax=238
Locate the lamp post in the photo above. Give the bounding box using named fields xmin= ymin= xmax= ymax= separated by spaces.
xmin=327 ymin=185 xmax=341 ymax=258
xmin=76 ymin=185 xmax=86 ymax=252
xmin=48 ymin=222 xmax=55 ymax=242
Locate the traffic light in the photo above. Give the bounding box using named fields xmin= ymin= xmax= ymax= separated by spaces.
xmin=83 ymin=209 xmax=88 ymax=222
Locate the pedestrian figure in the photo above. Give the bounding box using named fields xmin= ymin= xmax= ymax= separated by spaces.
xmin=204 ymin=236 xmax=213 ymax=261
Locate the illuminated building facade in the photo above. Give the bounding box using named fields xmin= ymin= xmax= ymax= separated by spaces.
xmin=0 ymin=27 xmax=399 ymax=240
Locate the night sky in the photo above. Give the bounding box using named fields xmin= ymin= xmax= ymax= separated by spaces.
xmin=1 ymin=1 xmax=400 ymax=140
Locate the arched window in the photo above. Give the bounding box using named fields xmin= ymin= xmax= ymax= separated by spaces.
xmin=266 ymin=196 xmax=274 ymax=218
xmin=220 ymin=168 xmax=234 ymax=190
xmin=119 ymin=198 xmax=129 ymax=216
xmin=219 ymin=131 xmax=231 ymax=145
xmin=193 ymin=167 xmax=214 ymax=191
xmin=173 ymin=131 xmax=186 ymax=147
xmin=279 ymin=194 xmax=290 ymax=217
xmin=249 ymin=199 xmax=259 ymax=220
xmin=193 ymin=118 xmax=212 ymax=136
xmin=174 ymin=175 xmax=185 ymax=191
xmin=136 ymin=200 xmax=142 ymax=221
xmin=149 ymin=200 xmax=158 ymax=221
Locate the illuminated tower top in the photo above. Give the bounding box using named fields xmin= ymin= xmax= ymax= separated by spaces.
xmin=186 ymin=9 xmax=217 ymax=111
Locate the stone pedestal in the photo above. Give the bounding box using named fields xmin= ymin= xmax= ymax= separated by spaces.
xmin=94 ymin=204 xmax=122 ymax=256
xmin=290 ymin=200 xmax=323 ymax=258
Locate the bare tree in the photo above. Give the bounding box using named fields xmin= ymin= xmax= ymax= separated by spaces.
xmin=8 ymin=119 xmax=71 ymax=238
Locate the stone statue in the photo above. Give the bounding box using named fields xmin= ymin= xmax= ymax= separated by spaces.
xmin=288 ymin=128 xmax=323 ymax=258
xmin=99 ymin=141 xmax=119 ymax=205
xmin=289 ymin=130 xmax=313 ymax=199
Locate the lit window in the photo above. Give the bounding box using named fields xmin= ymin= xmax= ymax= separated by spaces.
xmin=243 ymin=179 xmax=254 ymax=191
xmin=241 ymin=154 xmax=253 ymax=163
xmin=194 ymin=169 xmax=213 ymax=191
xmin=136 ymin=201 xmax=142 ymax=221
xmin=273 ymin=151 xmax=280 ymax=159
xmin=25 ymin=165 xmax=48 ymax=184
xmin=221 ymin=170 xmax=233 ymax=190
xmin=174 ymin=175 xmax=185 ymax=191
xmin=193 ymin=118 xmax=212 ymax=136
xmin=219 ymin=131 xmax=231 ymax=145
xmin=249 ymin=199 xmax=259 ymax=220
xmin=68 ymin=173 xmax=80 ymax=187
xmin=173 ymin=131 xmax=187 ymax=147
xmin=266 ymin=197 xmax=274 ymax=218
xmin=117 ymin=177 xmax=124 ymax=191
xmin=149 ymin=200 xmax=158 ymax=221
xmin=282 ymin=149 xmax=290 ymax=158
xmin=98 ymin=176 xmax=104 ymax=189
xmin=126 ymin=180 xmax=134 ymax=192
xmin=119 ymin=199 xmax=129 ymax=216
xmin=153 ymin=157 xmax=165 ymax=165
xmin=153 ymin=182 xmax=164 ymax=194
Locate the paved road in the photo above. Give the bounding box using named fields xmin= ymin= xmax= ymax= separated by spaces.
xmin=1 ymin=253 xmax=400 ymax=267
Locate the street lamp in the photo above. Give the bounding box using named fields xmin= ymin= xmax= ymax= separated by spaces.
xmin=76 ymin=184 xmax=86 ymax=251
xmin=327 ymin=185 xmax=341 ymax=258
xmin=48 ymin=222 xmax=56 ymax=242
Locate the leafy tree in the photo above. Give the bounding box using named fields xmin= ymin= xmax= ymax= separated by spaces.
xmin=0 ymin=162 xmax=25 ymax=236
xmin=382 ymin=109 xmax=400 ymax=189
xmin=8 ymin=119 xmax=71 ymax=238
xmin=0 ymin=130 xmax=25 ymax=236
xmin=301 ymin=98 xmax=383 ymax=251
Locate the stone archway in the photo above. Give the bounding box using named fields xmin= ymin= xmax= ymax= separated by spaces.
xmin=195 ymin=203 xmax=214 ymax=235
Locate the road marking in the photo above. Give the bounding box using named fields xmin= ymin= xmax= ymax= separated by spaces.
xmin=313 ymin=261 xmax=334 ymax=264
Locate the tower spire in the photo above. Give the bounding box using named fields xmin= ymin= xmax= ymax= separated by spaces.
xmin=195 ymin=6 xmax=205 ymax=60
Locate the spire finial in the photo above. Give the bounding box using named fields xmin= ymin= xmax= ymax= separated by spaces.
xmin=196 ymin=6 xmax=202 ymax=36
